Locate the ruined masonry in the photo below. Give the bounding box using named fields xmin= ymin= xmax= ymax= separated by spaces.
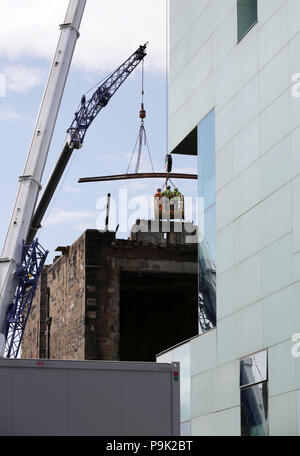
xmin=22 ymin=224 xmax=198 ymax=362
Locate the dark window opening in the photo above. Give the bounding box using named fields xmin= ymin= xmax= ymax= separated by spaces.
xmin=237 ymin=0 xmax=258 ymax=42
xmin=119 ymin=271 xmax=198 ymax=362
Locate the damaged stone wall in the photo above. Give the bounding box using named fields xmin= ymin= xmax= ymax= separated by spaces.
xmin=22 ymin=234 xmax=86 ymax=360
xmin=47 ymin=234 xmax=85 ymax=360
xmin=84 ymin=230 xmax=117 ymax=360
xmin=21 ymin=267 xmax=49 ymax=359
xmin=22 ymin=229 xmax=198 ymax=361
xmin=84 ymin=231 xmax=198 ymax=361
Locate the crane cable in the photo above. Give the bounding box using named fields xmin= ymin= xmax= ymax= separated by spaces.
xmin=165 ymin=0 xmax=170 ymax=187
xmin=141 ymin=58 xmax=144 ymax=106
xmin=126 ymin=59 xmax=155 ymax=174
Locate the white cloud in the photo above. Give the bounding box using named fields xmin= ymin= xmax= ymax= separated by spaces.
xmin=63 ymin=185 xmax=81 ymax=194
xmin=44 ymin=208 xmax=97 ymax=226
xmin=0 ymin=0 xmax=167 ymax=73
xmin=73 ymin=222 xmax=94 ymax=231
xmin=0 ymin=64 xmax=45 ymax=93
xmin=0 ymin=103 xmax=21 ymax=121
xmin=76 ymin=0 xmax=167 ymax=73
xmin=125 ymin=179 xmax=159 ymax=192
xmin=0 ymin=1 xmax=68 ymax=60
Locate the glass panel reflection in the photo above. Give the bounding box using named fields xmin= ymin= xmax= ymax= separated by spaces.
xmin=198 ymin=109 xmax=216 ymax=334
xmin=203 ymin=205 xmax=216 ymax=266
xmin=198 ymin=246 xmax=216 ymax=333
xmin=241 ymin=382 xmax=268 ymax=436
xmin=180 ymin=421 xmax=191 ymax=436
xmin=237 ymin=0 xmax=258 ymax=42
xmin=198 ymin=110 xmax=216 ymax=211
xmin=240 ymin=351 xmax=267 ymax=387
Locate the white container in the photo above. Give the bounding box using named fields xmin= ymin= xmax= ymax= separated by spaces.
xmin=0 ymin=358 xmax=180 ymax=436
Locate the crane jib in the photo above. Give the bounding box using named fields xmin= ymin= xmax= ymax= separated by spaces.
xmin=67 ymin=43 xmax=147 ymax=149
xmin=27 ymin=43 xmax=148 ymax=244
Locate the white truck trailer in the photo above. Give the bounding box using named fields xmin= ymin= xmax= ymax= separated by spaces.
xmin=0 ymin=358 xmax=180 ymax=436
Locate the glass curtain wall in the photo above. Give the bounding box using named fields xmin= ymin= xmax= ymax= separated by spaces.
xmin=240 ymin=351 xmax=269 ymax=436
xmin=198 ymin=109 xmax=216 ymax=334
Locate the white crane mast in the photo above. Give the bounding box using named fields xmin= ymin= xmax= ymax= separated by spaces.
xmin=0 ymin=0 xmax=86 ymax=355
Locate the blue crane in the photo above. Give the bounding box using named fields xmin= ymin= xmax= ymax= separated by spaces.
xmin=68 ymin=43 xmax=147 ymax=148
xmin=4 ymin=43 xmax=147 ymax=358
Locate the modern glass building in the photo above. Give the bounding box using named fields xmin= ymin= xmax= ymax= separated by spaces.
xmin=157 ymin=0 xmax=300 ymax=436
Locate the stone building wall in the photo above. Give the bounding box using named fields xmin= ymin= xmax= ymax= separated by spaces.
xmin=21 ymin=267 xmax=49 ymax=359
xmin=84 ymin=230 xmax=198 ymax=360
xmin=22 ymin=234 xmax=86 ymax=360
xmin=47 ymin=233 xmax=86 ymax=360
xmin=22 ymin=229 xmax=198 ymax=361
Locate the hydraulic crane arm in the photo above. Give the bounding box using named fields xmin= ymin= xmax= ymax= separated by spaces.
xmin=0 ymin=0 xmax=86 ymax=356
xmin=27 ymin=43 xmax=147 ymax=245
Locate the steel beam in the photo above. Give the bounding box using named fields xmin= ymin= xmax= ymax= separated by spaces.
xmin=78 ymin=173 xmax=198 ymax=183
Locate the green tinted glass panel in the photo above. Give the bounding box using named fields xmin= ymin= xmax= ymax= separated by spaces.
xmin=237 ymin=0 xmax=257 ymax=42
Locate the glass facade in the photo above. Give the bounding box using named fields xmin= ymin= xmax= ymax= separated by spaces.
xmin=241 ymin=382 xmax=268 ymax=436
xmin=180 ymin=421 xmax=191 ymax=436
xmin=157 ymin=340 xmax=191 ymax=435
xmin=240 ymin=351 xmax=268 ymax=388
xmin=240 ymin=351 xmax=268 ymax=436
xmin=237 ymin=0 xmax=258 ymax=42
xmin=198 ymin=110 xmax=216 ymax=333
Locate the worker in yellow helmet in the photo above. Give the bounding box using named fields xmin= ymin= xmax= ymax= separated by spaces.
xmin=164 ymin=186 xmax=173 ymax=198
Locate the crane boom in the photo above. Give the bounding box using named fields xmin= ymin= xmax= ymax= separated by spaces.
xmin=27 ymin=43 xmax=147 ymax=245
xmin=67 ymin=43 xmax=147 ymax=148
xmin=0 ymin=0 xmax=86 ymax=356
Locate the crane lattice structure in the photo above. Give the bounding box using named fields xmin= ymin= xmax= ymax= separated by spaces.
xmin=4 ymin=240 xmax=48 ymax=358
xmin=68 ymin=43 xmax=147 ymax=148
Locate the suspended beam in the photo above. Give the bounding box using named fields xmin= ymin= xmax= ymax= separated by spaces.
xmin=78 ymin=173 xmax=198 ymax=183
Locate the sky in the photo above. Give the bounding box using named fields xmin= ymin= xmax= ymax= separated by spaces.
xmin=0 ymin=0 xmax=198 ymax=263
